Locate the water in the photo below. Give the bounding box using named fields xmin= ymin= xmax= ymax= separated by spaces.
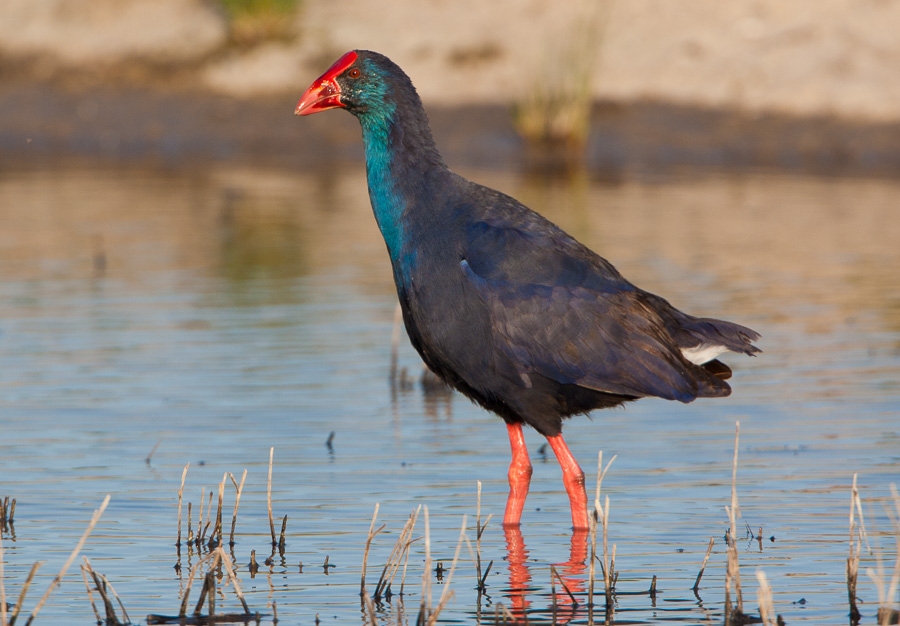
xmin=0 ymin=163 xmax=898 ymax=624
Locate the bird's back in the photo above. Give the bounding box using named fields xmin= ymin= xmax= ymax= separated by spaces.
xmin=394 ymin=174 xmax=759 ymax=436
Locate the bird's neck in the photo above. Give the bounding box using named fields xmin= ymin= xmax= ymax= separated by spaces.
xmin=358 ymin=103 xmax=444 ymax=268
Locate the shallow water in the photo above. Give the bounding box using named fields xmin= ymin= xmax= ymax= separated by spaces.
xmin=0 ymin=163 xmax=898 ymax=624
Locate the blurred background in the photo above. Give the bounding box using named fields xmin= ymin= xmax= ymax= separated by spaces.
xmin=3 ymin=0 xmax=900 ymax=170
xmin=1 ymin=1 xmax=899 ymax=624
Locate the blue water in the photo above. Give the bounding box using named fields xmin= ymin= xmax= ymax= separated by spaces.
xmin=0 ymin=165 xmax=898 ymax=624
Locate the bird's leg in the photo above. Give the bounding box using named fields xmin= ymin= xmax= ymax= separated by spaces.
xmin=546 ymin=434 xmax=589 ymax=530
xmin=503 ymin=422 xmax=533 ymax=527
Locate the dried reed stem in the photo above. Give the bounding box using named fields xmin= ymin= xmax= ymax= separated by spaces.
xmin=421 ymin=505 xmax=433 ymax=618
xmin=361 ymin=590 xmax=378 ymax=626
xmin=217 ymin=547 xmax=251 ymax=614
xmin=228 ymin=470 xmax=248 ymax=546
xmin=866 ymin=482 xmax=900 ymax=626
xmin=0 ymin=528 xmax=9 ymax=626
xmin=176 ymin=463 xmax=190 ymax=546
xmin=8 ymin=561 xmax=41 ymax=626
xmin=724 ymin=421 xmax=744 ymax=619
xmin=200 ymin=490 xmax=214 ymax=543
xmin=426 ymin=514 xmax=467 ymax=626
xmin=187 ymin=501 xmax=194 ymax=544
xmin=755 ymin=569 xmax=777 ymax=626
xmin=693 ymin=537 xmax=715 ymax=592
xmin=197 ymin=487 xmax=206 ymax=543
xmin=80 ymin=563 xmax=102 ymax=625
xmin=848 ymin=473 xmax=863 ymax=624
xmin=83 ymin=557 xmax=129 ymax=626
xmin=267 ymin=447 xmax=276 ymax=546
xmin=601 ymin=494 xmax=612 ymax=606
xmin=25 ymin=494 xmax=111 ymax=626
xmin=278 ymin=515 xmax=288 ymax=553
xmin=0 ymin=530 xmax=6 ymax=626
xmin=211 ymin=473 xmax=226 ymax=548
xmin=360 ymin=503 xmax=383 ymax=596
xmin=87 ymin=567 xmax=119 ymax=625
xmin=730 ymin=422 xmax=741 ymax=532
xmin=374 ymin=507 xmax=420 ymax=599
xmin=472 ymin=481 xmax=493 ymax=595
xmin=400 ymin=506 xmax=422 ymax=597
xmin=588 ymin=450 xmax=616 ymax=615
xmin=178 ymin=549 xmax=219 ymax=618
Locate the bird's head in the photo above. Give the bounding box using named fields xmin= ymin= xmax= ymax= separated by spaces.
xmin=295 ymin=50 xmax=397 ymax=118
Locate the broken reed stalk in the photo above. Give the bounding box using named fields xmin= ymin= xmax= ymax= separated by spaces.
xmin=1 ymin=496 xmax=17 ymax=527
xmin=865 ymin=482 xmax=900 ymax=626
xmin=421 ymin=505 xmax=433 ymax=620
xmin=400 ymin=506 xmax=422 ymax=597
xmin=88 ymin=568 xmax=119 ymax=625
xmin=373 ymin=506 xmax=420 ymax=599
xmin=193 ymin=570 xmax=217 ymax=617
xmin=217 ymin=547 xmax=251 ymax=614
xmin=187 ymin=501 xmax=194 ymax=544
xmin=467 ymin=482 xmax=493 ymax=595
xmin=228 ymin=470 xmax=248 ymax=546
xmin=601 ymin=495 xmax=612 ymax=608
xmin=206 ymin=474 xmax=226 ymax=549
xmin=361 ymin=590 xmax=378 ymax=626
xmin=755 ymin=569 xmax=777 ymax=626
xmin=176 ymin=463 xmax=190 ymax=546
xmin=215 ymin=474 xmax=227 ymax=547
xmin=196 ymin=487 xmax=206 ymax=544
xmin=178 ymin=549 xmax=219 ymax=618
xmin=475 ymin=481 xmax=484 ymax=589
xmin=267 ymin=447 xmax=276 ymax=546
xmin=80 ymin=563 xmax=103 ymax=625
xmin=83 ymin=558 xmax=130 ymax=626
xmin=724 ymin=421 xmax=744 ymax=620
xmin=360 ymin=503 xmax=384 ymax=596
xmin=848 ymin=473 xmax=863 ymax=624
xmin=279 ymin=515 xmax=288 ymax=553
xmin=7 ymin=561 xmax=41 ymax=626
xmin=25 ymin=494 xmax=111 ymax=626
xmin=203 ymin=490 xmax=214 ymax=543
xmin=98 ymin=566 xmax=130 ymax=624
xmin=0 ymin=530 xmax=6 ymax=626
xmin=693 ymin=537 xmax=715 ymax=592
xmin=426 ymin=514 xmax=467 ymax=626
xmin=588 ymin=450 xmax=616 ymax=614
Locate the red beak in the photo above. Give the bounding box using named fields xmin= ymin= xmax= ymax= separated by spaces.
xmin=295 ymin=50 xmax=359 ymax=116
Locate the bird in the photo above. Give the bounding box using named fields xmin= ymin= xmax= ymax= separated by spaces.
xmin=295 ymin=50 xmax=760 ymax=530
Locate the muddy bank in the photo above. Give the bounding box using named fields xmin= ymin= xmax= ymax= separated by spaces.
xmin=3 ymin=79 xmax=900 ymax=179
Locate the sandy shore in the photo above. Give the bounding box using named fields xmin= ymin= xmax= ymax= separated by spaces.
xmin=3 ymin=0 xmax=900 ymax=173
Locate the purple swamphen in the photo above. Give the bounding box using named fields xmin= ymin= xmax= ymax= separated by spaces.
xmin=296 ymin=50 xmax=760 ymax=530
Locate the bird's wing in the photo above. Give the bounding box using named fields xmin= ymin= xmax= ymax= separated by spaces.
xmin=461 ymin=215 xmax=724 ymax=402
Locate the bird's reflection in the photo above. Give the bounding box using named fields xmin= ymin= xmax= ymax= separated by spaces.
xmin=500 ymin=525 xmax=589 ymax=624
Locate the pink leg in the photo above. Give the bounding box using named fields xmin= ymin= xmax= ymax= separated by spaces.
xmin=546 ymin=433 xmax=589 ymax=530
xmin=503 ymin=422 xmax=533 ymax=527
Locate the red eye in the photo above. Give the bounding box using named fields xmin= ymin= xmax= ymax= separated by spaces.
xmin=347 ymin=68 xmax=361 ymax=79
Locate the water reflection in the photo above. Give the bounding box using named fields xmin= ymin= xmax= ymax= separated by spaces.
xmin=499 ymin=526 xmax=589 ymax=624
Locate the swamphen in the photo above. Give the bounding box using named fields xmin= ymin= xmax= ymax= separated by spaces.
xmin=296 ymin=50 xmax=761 ymax=530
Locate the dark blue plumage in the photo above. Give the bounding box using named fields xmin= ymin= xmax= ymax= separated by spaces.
xmin=297 ymin=50 xmax=761 ymax=529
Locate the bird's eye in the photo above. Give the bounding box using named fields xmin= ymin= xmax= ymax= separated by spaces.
xmin=347 ymin=68 xmax=361 ymax=79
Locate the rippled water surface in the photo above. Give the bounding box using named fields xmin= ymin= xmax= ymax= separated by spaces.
xmin=1 ymin=164 xmax=898 ymax=624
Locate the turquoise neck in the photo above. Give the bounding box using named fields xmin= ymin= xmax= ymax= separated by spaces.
xmin=360 ymin=112 xmax=405 ymax=265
